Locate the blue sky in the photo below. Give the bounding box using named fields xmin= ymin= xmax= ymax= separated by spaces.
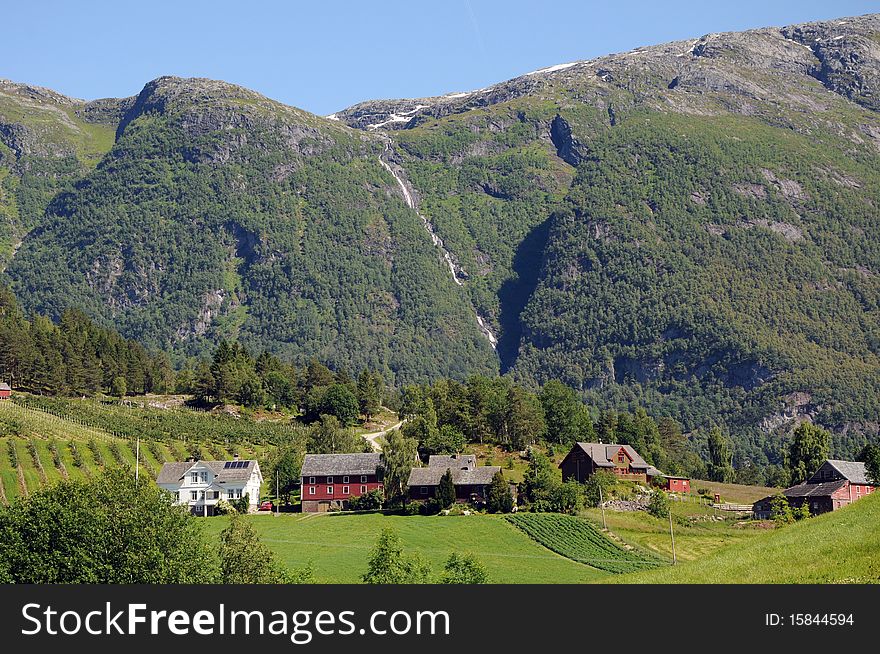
xmin=2 ymin=1 xmax=876 ymax=115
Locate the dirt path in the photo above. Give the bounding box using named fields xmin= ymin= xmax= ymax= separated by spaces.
xmin=361 ymin=420 xmax=404 ymax=452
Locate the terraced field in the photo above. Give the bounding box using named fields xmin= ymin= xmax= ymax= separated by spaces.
xmin=505 ymin=513 xmax=665 ymax=573
xmin=0 ymin=400 xmax=276 ymax=502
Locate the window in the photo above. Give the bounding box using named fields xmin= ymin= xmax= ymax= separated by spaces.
xmin=360 ymin=475 xmax=367 ymax=483
xmin=360 ymin=485 xmax=367 ymax=493
xmin=308 ymin=486 xmax=315 ymax=495
xmin=227 ymin=490 xmax=235 ymax=499
xmin=199 ymin=491 xmax=205 ymax=500
xmin=343 ymin=486 xmax=349 ymax=494
xmin=326 ymin=476 xmax=333 ymax=484
xmin=309 ymin=477 xmax=315 ymax=484
xmin=236 ymin=489 xmax=242 ymax=499
xmin=420 ymin=486 xmax=428 ymax=495
xmin=343 ymin=476 xmax=350 ymax=484
xmin=190 ymin=491 xmax=198 ymax=501
xmin=327 ymin=486 xmax=333 ymax=495
xmin=201 ymin=472 xmax=209 ymax=483
xmin=191 ymin=473 xmax=199 ymax=484
xmin=175 ymin=491 xmax=180 ymax=502
xmin=617 ymin=453 xmax=625 ymax=463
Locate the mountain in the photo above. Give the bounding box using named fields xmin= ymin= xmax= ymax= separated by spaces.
xmin=1 ymin=14 xmax=879 ymax=457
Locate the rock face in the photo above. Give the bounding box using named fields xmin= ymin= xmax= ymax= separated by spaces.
xmin=2 ymin=14 xmax=880 ymax=453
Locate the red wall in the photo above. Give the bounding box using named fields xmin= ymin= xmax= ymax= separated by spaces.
xmin=667 ymin=478 xmax=690 ymax=492
xmin=302 ymin=474 xmax=382 ymax=501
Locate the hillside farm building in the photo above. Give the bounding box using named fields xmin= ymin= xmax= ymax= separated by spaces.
xmin=300 ymin=453 xmax=384 ymax=513
xmin=560 ymin=442 xmax=689 ymax=492
xmin=0 ymin=382 xmax=11 ymax=399
xmin=753 ymin=460 xmax=876 ymax=518
xmin=407 ymin=454 xmax=504 ymax=505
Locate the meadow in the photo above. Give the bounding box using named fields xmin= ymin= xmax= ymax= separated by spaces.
xmin=611 ymin=491 xmax=880 ymax=584
xmin=199 ymin=512 xmax=607 ymax=584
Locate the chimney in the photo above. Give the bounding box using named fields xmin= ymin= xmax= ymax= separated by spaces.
xmin=186 ymin=456 xmax=196 ymax=463
xmin=233 ymin=453 xmax=240 ymax=461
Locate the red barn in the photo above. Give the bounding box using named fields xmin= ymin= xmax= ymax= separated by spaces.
xmin=0 ymin=382 xmax=10 ymax=400
xmin=753 ymin=459 xmax=876 ymax=518
xmin=300 ymin=453 xmax=384 ymax=512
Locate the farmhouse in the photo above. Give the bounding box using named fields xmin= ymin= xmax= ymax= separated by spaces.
xmin=157 ymin=456 xmax=262 ymax=516
xmin=560 ymin=442 xmax=689 ymax=492
xmin=300 ymin=452 xmax=384 ymax=513
xmin=407 ymin=454 xmax=502 ymax=504
xmin=0 ymin=382 xmax=11 ymax=399
xmin=753 ymin=459 xmax=876 ymax=518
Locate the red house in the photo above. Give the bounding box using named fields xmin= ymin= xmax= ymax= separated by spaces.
xmin=300 ymin=453 xmax=384 ymax=512
xmin=753 ymin=459 xmax=876 ymax=518
xmin=0 ymin=382 xmax=10 ymax=400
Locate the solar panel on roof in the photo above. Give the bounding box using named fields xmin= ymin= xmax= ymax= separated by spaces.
xmin=224 ymin=461 xmax=233 ymax=468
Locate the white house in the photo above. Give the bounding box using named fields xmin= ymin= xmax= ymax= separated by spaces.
xmin=156 ymin=456 xmax=263 ymax=516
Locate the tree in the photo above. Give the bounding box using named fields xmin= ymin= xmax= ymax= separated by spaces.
xmin=362 ymin=528 xmax=431 ymax=584
xmin=858 ymin=443 xmax=880 ymax=485
xmin=786 ymin=422 xmax=831 ymax=485
xmin=357 ymin=370 xmax=384 ymax=421
xmin=486 ymin=470 xmax=514 ymax=513
xmin=236 ymin=374 xmax=266 ymax=408
xmin=539 ymin=380 xmax=595 ymax=445
xmin=319 ymin=384 xmax=360 ymax=426
xmin=549 ymin=479 xmax=583 ymax=514
xmin=219 ymin=514 xmax=286 ymax=583
xmin=769 ymin=494 xmax=794 ymax=525
xmin=707 ymin=426 xmax=735 ymax=483
xmin=521 ymin=449 xmax=556 ymax=507
xmin=110 ymin=376 xmax=127 ymax=399
xmin=500 ymin=385 xmax=546 ymax=450
xmin=0 ymin=469 xmax=215 ymax=583
xmin=437 ymin=468 xmax=456 ymax=509
xmin=382 ymin=429 xmax=418 ymax=505
xmin=270 ymin=445 xmax=304 ymax=504
xmin=583 ymin=470 xmax=616 ymax=508
xmin=308 ymin=414 xmax=363 ymax=454
xmin=232 ymin=492 xmax=250 ymax=514
xmin=647 ymin=489 xmax=670 ymax=518
xmin=441 ymin=552 xmax=488 ymax=584
xmin=422 ymin=424 xmax=466 ymax=456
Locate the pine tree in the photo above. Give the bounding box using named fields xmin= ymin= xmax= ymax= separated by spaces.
xmin=438 ymin=468 xmax=456 ymax=509
xmin=486 ymin=470 xmax=513 ymax=513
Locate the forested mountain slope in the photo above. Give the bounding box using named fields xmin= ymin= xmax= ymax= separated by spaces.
xmin=1 ymin=14 xmax=879 ymax=448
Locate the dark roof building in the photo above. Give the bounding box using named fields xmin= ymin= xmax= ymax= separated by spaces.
xmin=407 ymin=453 xmax=501 ymax=504
xmin=754 ymin=459 xmax=877 ymax=518
xmin=301 ymin=453 xmax=384 ymax=478
xmin=559 ymin=442 xmax=689 ymax=492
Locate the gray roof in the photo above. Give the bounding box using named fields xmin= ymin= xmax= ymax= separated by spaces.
xmin=825 ymin=460 xmax=871 ymax=484
xmin=571 ymin=442 xmax=651 ymax=470
xmin=301 ymin=453 xmax=383 ymax=477
xmin=156 ymin=459 xmax=259 ymax=485
xmin=427 ymin=454 xmax=477 ymax=469
xmin=0 ymin=382 xmax=10 ymax=391
xmin=782 ymin=480 xmax=848 ymax=498
xmin=408 ymin=464 xmax=500 ymax=487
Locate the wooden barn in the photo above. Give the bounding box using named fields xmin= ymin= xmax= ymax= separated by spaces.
xmin=0 ymin=382 xmax=11 ymax=400
xmin=753 ymin=459 xmax=876 ymax=518
xmin=300 ymin=453 xmax=384 ymax=513
xmin=560 ymin=442 xmax=688 ymax=490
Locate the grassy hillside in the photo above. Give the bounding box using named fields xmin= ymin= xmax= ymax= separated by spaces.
xmin=610 ymin=491 xmax=880 ymax=583
xmin=200 ymin=512 xmax=605 ymax=584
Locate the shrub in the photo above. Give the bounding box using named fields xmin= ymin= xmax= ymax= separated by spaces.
xmin=349 ymin=489 xmax=383 ymax=511
xmin=583 ymin=471 xmax=617 ymax=508
xmin=769 ymin=494 xmax=794 ymax=525
xmin=68 ymin=441 xmax=84 ymax=468
xmin=647 ymin=490 xmax=670 ymax=518
xmin=7 ymin=440 xmax=18 ymax=468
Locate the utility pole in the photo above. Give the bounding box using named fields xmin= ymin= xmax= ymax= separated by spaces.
xmin=135 ymin=436 xmax=140 ymax=483
xmin=599 ymin=483 xmax=607 ymax=530
xmin=669 ymin=507 xmax=677 ymax=565
xmin=275 ymin=470 xmax=279 ymax=518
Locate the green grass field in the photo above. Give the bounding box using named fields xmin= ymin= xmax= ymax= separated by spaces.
xmin=200 ymin=512 xmax=607 ymax=584
xmin=610 ymin=491 xmax=880 ymax=583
